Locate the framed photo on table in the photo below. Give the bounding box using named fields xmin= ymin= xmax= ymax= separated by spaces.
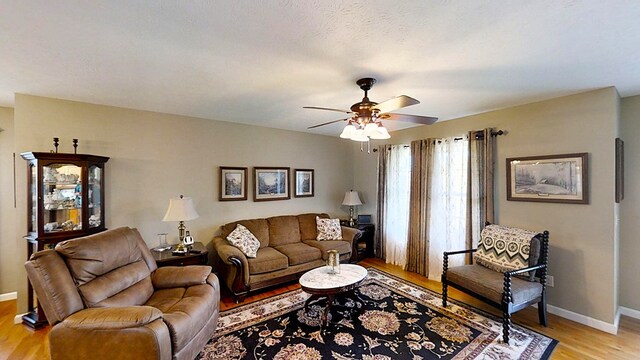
xmin=219 ymin=167 xmax=248 ymax=201
xmin=254 ymin=167 xmax=290 ymax=201
xmin=506 ymin=153 xmax=588 ymax=204
xmin=294 ymin=169 xmax=314 ymax=197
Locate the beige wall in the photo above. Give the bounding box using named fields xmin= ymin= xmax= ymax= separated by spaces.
xmin=354 ymin=88 xmax=620 ymax=323
xmin=620 ymin=95 xmax=640 ymax=310
xmin=9 ymin=94 xmax=354 ymax=313
xmin=0 ymin=106 xmax=18 ymax=296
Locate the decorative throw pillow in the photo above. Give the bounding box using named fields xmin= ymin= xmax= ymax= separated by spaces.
xmin=226 ymin=224 xmax=260 ymax=258
xmin=316 ymin=216 xmax=342 ymax=241
xmin=473 ymin=224 xmax=539 ymax=281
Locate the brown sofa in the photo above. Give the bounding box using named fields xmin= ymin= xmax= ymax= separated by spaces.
xmin=24 ymin=227 xmax=220 ymax=360
xmin=212 ymin=213 xmax=361 ymax=302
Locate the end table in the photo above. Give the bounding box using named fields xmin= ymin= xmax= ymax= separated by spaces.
xmin=152 ymin=242 xmax=209 ymax=267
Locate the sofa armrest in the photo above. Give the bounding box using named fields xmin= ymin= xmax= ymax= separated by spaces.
xmin=340 ymin=226 xmax=361 ymax=246
xmin=50 ymin=306 xmax=171 ymax=360
xmin=152 ymin=266 xmax=212 ymax=289
xmin=213 ymin=236 xmax=250 ymax=299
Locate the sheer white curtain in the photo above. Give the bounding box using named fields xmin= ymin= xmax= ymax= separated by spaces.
xmin=427 ymin=137 xmax=469 ymax=280
xmin=382 ymin=145 xmax=411 ymax=268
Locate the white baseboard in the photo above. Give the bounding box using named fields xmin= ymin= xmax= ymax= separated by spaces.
xmin=546 ymin=304 xmax=618 ymax=335
xmin=0 ymin=292 xmax=17 ymax=302
xmin=619 ymin=306 xmax=640 ymax=320
xmin=14 ymin=313 xmax=25 ymax=324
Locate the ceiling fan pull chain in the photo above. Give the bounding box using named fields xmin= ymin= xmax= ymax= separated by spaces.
xmin=367 ymin=140 xmax=371 ymax=154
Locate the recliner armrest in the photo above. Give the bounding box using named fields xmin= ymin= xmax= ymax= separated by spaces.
xmin=62 ymin=306 xmax=162 ymax=330
xmin=152 ymin=266 xmax=212 ymax=289
xmin=51 ymin=306 xmax=172 ymax=360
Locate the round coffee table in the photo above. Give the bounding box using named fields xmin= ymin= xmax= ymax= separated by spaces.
xmin=299 ymin=264 xmax=368 ymax=327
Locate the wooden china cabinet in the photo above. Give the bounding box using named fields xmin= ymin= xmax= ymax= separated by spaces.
xmin=21 ymin=151 xmax=109 ymax=329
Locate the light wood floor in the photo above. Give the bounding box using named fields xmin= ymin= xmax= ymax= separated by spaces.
xmin=1 ymin=258 xmax=639 ymax=359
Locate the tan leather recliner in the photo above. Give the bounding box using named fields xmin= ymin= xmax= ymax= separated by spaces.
xmin=24 ymin=227 xmax=220 ymax=360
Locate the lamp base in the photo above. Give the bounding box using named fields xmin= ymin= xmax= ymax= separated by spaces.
xmin=349 ymin=206 xmax=356 ymax=227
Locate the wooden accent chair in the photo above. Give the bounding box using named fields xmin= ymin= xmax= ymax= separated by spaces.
xmin=441 ymin=223 xmax=549 ymax=344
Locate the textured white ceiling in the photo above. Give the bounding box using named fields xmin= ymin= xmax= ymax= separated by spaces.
xmin=1 ymin=1 xmax=639 ymax=135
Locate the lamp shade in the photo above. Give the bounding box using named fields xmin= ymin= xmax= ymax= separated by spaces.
xmin=162 ymin=195 xmax=199 ymax=222
xmin=342 ymin=190 xmax=362 ymax=206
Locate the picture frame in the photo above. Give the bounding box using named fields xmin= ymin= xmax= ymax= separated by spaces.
xmin=506 ymin=153 xmax=589 ymax=204
xmin=219 ymin=167 xmax=248 ymax=201
xmin=254 ymin=167 xmax=290 ymax=201
xmin=616 ymin=138 xmax=624 ymax=203
xmin=294 ymin=169 xmax=314 ymax=197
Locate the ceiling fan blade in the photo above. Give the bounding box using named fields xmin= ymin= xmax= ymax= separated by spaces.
xmin=383 ymin=113 xmax=438 ymax=125
xmin=373 ymin=95 xmax=420 ymax=114
xmin=307 ymin=118 xmax=350 ymax=129
xmin=303 ymin=106 xmax=353 ymax=114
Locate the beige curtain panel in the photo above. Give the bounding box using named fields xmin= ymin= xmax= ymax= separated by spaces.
xmin=406 ymin=139 xmax=432 ymax=276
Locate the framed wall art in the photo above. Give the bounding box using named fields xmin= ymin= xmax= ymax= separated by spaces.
xmin=294 ymin=169 xmax=314 ymax=197
xmin=254 ymin=167 xmax=290 ymax=201
xmin=219 ymin=167 xmax=248 ymax=201
xmin=506 ymin=153 xmax=589 ymax=204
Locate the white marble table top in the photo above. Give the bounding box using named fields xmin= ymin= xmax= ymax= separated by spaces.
xmin=299 ymin=264 xmax=368 ymax=290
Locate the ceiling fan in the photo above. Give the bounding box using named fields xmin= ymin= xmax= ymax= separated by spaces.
xmin=304 ymin=78 xmax=438 ymax=141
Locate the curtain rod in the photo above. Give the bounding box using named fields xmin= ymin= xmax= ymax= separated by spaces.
xmin=371 ymin=129 xmax=506 ymax=152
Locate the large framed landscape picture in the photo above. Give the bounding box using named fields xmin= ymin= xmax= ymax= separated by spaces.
xmin=506 ymin=153 xmax=588 ymax=204
xmin=254 ymin=167 xmax=290 ymax=201
xmin=219 ymin=167 xmax=248 ymax=201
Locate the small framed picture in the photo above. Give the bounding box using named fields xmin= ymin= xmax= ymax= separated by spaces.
xmin=294 ymin=169 xmax=314 ymax=198
xmin=506 ymin=153 xmax=588 ymax=204
xmin=254 ymin=167 xmax=290 ymax=201
xmin=219 ymin=167 xmax=248 ymax=201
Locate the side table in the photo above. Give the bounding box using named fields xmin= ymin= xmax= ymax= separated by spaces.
xmin=152 ymin=242 xmax=209 ymax=267
xmin=341 ymin=221 xmax=375 ymax=262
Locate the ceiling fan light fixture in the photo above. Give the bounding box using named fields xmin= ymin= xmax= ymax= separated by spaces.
xmin=350 ymin=129 xmax=369 ymax=142
xmin=369 ymin=122 xmax=391 ymax=140
xmin=363 ymin=122 xmax=379 ymax=137
xmin=339 ymin=122 xmax=357 ymax=139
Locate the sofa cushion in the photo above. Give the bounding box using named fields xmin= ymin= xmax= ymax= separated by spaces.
xmin=145 ymin=283 xmax=216 ymax=353
xmin=226 ymin=224 xmax=261 ymax=258
xmin=447 ymin=264 xmax=542 ymax=304
xmin=316 ymin=217 xmax=342 ymax=240
xmin=303 ymin=240 xmax=352 ymax=260
xmin=247 ymin=247 xmax=289 ymax=275
xmin=221 ymin=219 xmax=270 ymax=248
xmin=298 ymin=213 xmax=329 ymax=241
xmin=267 ymin=215 xmax=301 ymax=246
xmin=274 ymin=243 xmax=322 ymax=266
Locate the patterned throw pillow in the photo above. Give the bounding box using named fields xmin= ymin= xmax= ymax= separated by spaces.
xmin=473 ymin=224 xmax=538 ymax=280
xmin=226 ymin=224 xmax=260 ymax=258
xmin=316 ymin=216 xmax=342 ymax=241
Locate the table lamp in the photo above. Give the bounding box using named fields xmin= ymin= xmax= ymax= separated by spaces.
xmin=342 ymin=190 xmax=362 ymax=227
xmin=162 ymin=195 xmax=199 ymax=245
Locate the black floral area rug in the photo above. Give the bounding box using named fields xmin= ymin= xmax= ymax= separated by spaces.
xmin=198 ymin=268 xmax=557 ymax=360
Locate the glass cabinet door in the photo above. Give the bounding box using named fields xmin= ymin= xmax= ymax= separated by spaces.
xmin=42 ymin=163 xmax=82 ymax=233
xmin=88 ymin=165 xmax=102 ymax=228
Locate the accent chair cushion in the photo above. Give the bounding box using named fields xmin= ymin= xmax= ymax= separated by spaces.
xmin=226 ymin=224 xmax=261 ymax=258
xmin=316 ymin=217 xmax=342 ymax=240
xmin=274 ymin=243 xmax=322 ymax=266
xmin=473 ymin=224 xmax=539 ymax=281
xmin=447 ymin=264 xmax=543 ymax=305
xmin=247 ymin=247 xmax=289 ymax=275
